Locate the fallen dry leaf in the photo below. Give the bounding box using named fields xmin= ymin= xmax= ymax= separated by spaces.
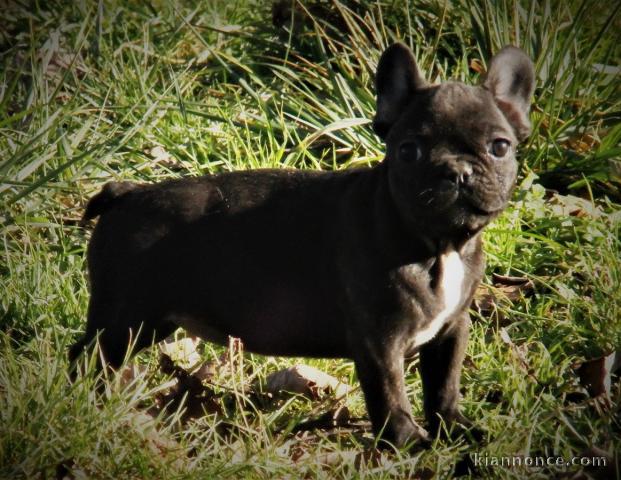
xmin=156 ymin=353 xmax=222 ymax=422
xmin=499 ymin=328 xmax=531 ymax=372
xmin=126 ymin=411 xmax=186 ymax=470
xmin=265 ymin=364 xmax=351 ymax=400
xmin=159 ymin=336 xmax=201 ymax=369
xmin=561 ymin=132 xmax=599 ymax=154
xmin=492 ymin=273 xmax=532 ymax=285
xmin=192 ymin=359 xmax=219 ymax=382
xmin=469 ymin=58 xmax=485 ymax=74
xmin=119 ymin=362 xmax=148 ymax=388
xmin=311 ymin=449 xmax=401 ymax=476
xmin=473 ymin=274 xmax=535 ymax=318
xmin=354 ymin=448 xmax=400 ymax=474
xmin=219 ymin=336 xmax=245 ymax=368
xmin=315 ymin=450 xmax=347 ymax=467
xmin=291 ymin=406 xmax=351 ymax=433
xmin=575 ymin=352 xmax=618 ymax=398
xmin=549 ymin=193 xmax=603 ymax=219
xmin=38 ymin=30 xmax=88 ymax=82
xmin=145 ymin=145 xmax=175 ymax=165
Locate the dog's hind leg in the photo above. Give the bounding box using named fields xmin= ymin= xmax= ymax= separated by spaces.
xmin=69 ymin=294 xmax=177 ymax=373
xmin=69 ymin=294 xmax=114 ymax=372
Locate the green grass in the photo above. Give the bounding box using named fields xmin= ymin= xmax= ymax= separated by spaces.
xmin=1 ymin=0 xmax=620 ymax=478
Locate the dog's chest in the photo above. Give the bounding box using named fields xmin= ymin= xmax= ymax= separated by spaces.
xmin=413 ymin=249 xmax=465 ymax=347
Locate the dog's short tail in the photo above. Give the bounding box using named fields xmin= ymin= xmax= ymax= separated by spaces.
xmin=81 ymin=181 xmax=137 ymax=226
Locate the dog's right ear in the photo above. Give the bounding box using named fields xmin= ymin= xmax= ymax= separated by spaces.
xmin=373 ymin=43 xmax=426 ymax=140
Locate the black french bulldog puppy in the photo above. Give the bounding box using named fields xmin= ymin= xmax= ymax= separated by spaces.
xmin=70 ymin=43 xmax=534 ymax=448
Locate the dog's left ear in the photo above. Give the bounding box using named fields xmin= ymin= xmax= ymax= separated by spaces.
xmin=483 ymin=46 xmax=535 ymax=141
xmin=373 ymin=43 xmax=427 ymax=140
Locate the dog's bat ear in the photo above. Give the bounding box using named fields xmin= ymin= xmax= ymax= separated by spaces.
xmin=373 ymin=43 xmax=426 ymax=140
xmin=483 ymin=46 xmax=535 ymax=142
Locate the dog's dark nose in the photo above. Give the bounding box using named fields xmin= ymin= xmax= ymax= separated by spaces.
xmin=444 ymin=163 xmax=472 ymax=186
xmin=458 ymin=168 xmax=471 ymax=185
xmin=455 ymin=163 xmax=472 ymax=185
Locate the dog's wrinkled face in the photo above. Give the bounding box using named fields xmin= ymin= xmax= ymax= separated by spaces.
xmin=374 ymin=44 xmax=535 ymax=236
xmin=386 ymin=83 xmax=519 ymax=234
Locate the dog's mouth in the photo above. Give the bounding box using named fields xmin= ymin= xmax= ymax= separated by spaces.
xmin=458 ymin=188 xmax=507 ymax=218
xmin=421 ymin=190 xmax=505 ymax=234
xmin=421 ymin=188 xmax=505 ymax=220
xmin=463 ymin=200 xmax=502 ymax=217
xmin=449 ymin=192 xmax=507 ymax=234
xmin=407 ymin=176 xmax=509 ymax=233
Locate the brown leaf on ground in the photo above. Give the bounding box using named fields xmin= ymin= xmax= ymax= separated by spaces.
xmin=575 ymin=352 xmax=618 ymax=398
xmin=291 ymin=406 xmax=351 ymax=433
xmin=549 ymin=193 xmax=603 ymax=218
xmin=38 ymin=30 xmax=88 ymax=82
xmin=144 ymin=145 xmax=176 ymax=168
xmin=155 ymin=353 xmax=222 ymax=422
xmin=219 ymin=336 xmax=245 ymax=368
xmin=315 ymin=451 xmax=347 ymax=467
xmin=192 ymin=360 xmax=219 ymax=382
xmin=308 ymin=449 xmax=405 ymax=476
xmin=561 ymin=132 xmax=599 ymax=154
xmin=469 ymin=58 xmax=485 ymax=74
xmin=492 ymin=273 xmax=533 ymax=285
xmin=119 ymin=363 xmax=148 ymax=389
xmin=271 ymin=0 xmax=351 ymax=35
xmin=126 ymin=411 xmax=186 ymax=469
xmin=499 ymin=328 xmax=531 ymax=373
xmin=473 ymin=274 xmax=535 ymax=318
xmin=354 ymin=448 xmax=401 ymax=474
xmin=159 ymin=336 xmax=201 ymax=369
xmin=266 ymin=364 xmax=351 ymax=400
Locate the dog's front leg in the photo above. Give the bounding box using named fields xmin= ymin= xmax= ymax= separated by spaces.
xmin=354 ymin=335 xmax=429 ymax=449
xmin=419 ymin=312 xmax=474 ymax=437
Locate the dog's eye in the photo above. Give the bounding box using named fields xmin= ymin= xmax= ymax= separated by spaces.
xmin=398 ymin=141 xmax=422 ymax=162
xmin=490 ymin=139 xmax=511 ymax=158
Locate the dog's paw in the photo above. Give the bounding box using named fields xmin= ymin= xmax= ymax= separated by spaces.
xmin=454 ymin=453 xmax=479 ymax=477
xmin=377 ymin=417 xmax=431 ymax=451
xmin=401 ymin=422 xmax=432 ymax=451
xmin=430 ymin=412 xmax=485 ymax=443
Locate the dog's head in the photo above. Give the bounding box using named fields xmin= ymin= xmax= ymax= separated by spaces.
xmin=374 ymin=43 xmax=535 ymax=237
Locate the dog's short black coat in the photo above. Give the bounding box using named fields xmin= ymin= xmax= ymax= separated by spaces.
xmin=70 ymin=43 xmax=535 ymax=448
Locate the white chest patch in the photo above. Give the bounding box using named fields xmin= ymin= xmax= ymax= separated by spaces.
xmin=413 ymin=249 xmax=465 ymax=347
